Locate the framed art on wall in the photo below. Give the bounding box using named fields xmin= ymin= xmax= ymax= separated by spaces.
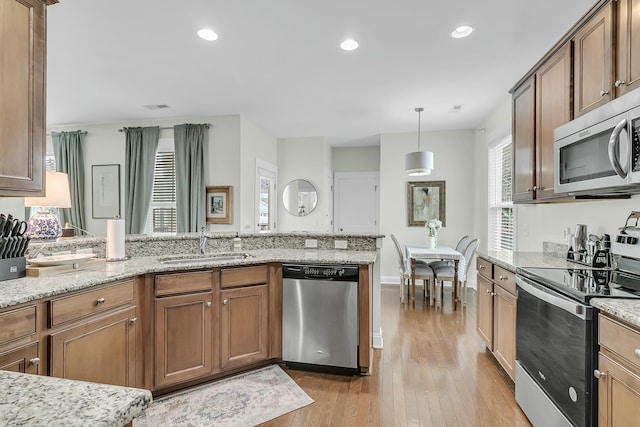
xmin=206 ymin=186 xmax=233 ymax=224
xmin=407 ymin=180 xmax=446 ymax=227
xmin=92 ymin=164 xmax=121 ymax=219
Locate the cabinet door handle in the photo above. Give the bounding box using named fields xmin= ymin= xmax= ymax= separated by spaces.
xmin=130 ymin=317 xmax=138 ymax=324
xmin=96 ymin=297 xmax=106 ymax=304
xmin=223 ymin=299 xmax=229 ymax=305
xmin=533 ymin=185 xmax=537 ymax=191
xmin=615 ymin=80 xmax=626 ymax=87
xmin=634 ymin=349 xmax=640 ymax=358
xmin=527 ymin=187 xmax=532 ymax=192
xmin=29 ymin=357 xmax=40 ymax=366
xmin=486 ymin=289 xmax=491 ymax=294
xmin=600 ymin=90 xmax=609 ymax=97
xmin=206 ymin=301 xmax=212 ymax=308
xmin=490 ymin=292 xmax=496 ymax=296
xmin=594 ymin=369 xmax=606 ymax=379
xmin=479 ymin=265 xmax=485 ymax=270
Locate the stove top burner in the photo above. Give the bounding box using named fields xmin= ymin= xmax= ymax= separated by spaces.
xmin=517 ymin=266 xmax=640 ymax=303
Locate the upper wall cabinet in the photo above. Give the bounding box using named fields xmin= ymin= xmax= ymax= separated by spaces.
xmin=0 ymin=0 xmax=57 ymax=196
xmin=573 ymin=2 xmax=613 ymax=118
xmin=616 ymin=0 xmax=640 ymax=96
xmin=512 ymin=77 xmax=536 ymax=203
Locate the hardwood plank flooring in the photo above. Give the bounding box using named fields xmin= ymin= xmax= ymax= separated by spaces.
xmin=261 ymin=285 xmax=531 ymax=427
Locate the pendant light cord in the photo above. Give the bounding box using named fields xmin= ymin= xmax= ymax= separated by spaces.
xmin=415 ymin=107 xmax=424 ymax=151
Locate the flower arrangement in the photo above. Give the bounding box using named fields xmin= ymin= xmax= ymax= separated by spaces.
xmin=426 ymin=219 xmax=442 ymax=238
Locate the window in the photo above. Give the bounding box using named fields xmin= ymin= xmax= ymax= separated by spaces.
xmin=144 ymin=138 xmax=176 ymax=234
xmin=488 ymin=135 xmax=515 ymax=251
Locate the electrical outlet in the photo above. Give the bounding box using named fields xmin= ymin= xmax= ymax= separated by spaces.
xmin=334 ymin=240 xmax=348 ymax=249
xmin=305 ymin=239 xmax=318 ymax=248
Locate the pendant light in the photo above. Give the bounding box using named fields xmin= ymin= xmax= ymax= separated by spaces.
xmin=405 ymin=107 xmax=434 ymax=176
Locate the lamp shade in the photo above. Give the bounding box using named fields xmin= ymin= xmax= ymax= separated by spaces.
xmin=24 ymin=171 xmax=72 ymax=241
xmin=24 ymin=171 xmax=72 ymax=208
xmin=405 ymin=151 xmax=434 ymax=176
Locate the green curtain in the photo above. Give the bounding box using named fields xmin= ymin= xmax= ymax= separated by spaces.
xmin=52 ymin=131 xmax=86 ymax=233
xmin=174 ymin=124 xmax=208 ymax=233
xmin=124 ymin=126 xmax=159 ymax=234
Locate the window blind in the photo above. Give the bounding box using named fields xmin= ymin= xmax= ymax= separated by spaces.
xmin=488 ymin=137 xmax=514 ymax=251
xmin=145 ymin=151 xmax=176 ymax=234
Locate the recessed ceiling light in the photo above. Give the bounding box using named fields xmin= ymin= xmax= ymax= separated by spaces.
xmin=451 ymin=25 xmax=474 ymax=39
xmin=340 ymin=39 xmax=359 ymax=51
xmin=197 ymin=28 xmax=218 ymax=41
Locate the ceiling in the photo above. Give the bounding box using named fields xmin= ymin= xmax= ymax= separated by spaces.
xmin=46 ymin=0 xmax=596 ymax=146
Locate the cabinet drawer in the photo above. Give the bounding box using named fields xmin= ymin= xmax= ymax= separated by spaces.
xmin=155 ymin=270 xmax=214 ymax=296
xmin=477 ymin=258 xmax=493 ymax=279
xmin=599 ymin=315 xmax=640 ymax=371
xmin=494 ymin=266 xmax=516 ymax=295
xmin=0 ymin=342 xmax=39 ymax=375
xmin=221 ymin=265 xmax=268 ymax=288
xmin=49 ymin=279 xmax=134 ymax=327
xmin=0 ymin=306 xmax=37 ymax=346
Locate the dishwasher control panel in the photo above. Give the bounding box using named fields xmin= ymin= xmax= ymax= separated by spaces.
xmin=282 ymin=264 xmax=359 ymax=281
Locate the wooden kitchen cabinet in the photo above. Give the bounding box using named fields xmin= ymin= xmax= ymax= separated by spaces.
xmin=573 ymin=2 xmax=613 ymax=118
xmin=0 ymin=343 xmax=40 ymax=374
xmin=615 ymin=0 xmax=640 ymax=96
xmin=50 ymin=306 xmax=137 ymax=387
xmin=597 ymin=314 xmax=640 ymax=426
xmin=512 ymin=77 xmax=536 ymax=203
xmin=535 ymin=42 xmax=572 ymax=201
xmin=220 ymin=266 xmax=269 ymax=370
xmin=0 ymin=0 xmax=57 ymax=196
xmin=0 ymin=303 xmax=41 ymax=375
xmin=476 ymin=257 xmax=517 ymax=380
xmin=153 ymin=270 xmax=217 ymax=388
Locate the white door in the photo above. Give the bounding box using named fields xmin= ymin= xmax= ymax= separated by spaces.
xmin=255 ymin=160 xmax=277 ymax=232
xmin=334 ymin=172 xmax=379 ymax=233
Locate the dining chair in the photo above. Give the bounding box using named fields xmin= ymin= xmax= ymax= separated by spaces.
xmin=390 ymin=234 xmax=435 ymax=304
xmin=432 ymin=238 xmax=479 ymax=307
xmin=428 ymin=235 xmax=469 ymax=271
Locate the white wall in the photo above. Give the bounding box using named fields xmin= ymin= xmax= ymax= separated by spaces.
xmin=239 ymin=116 xmax=278 ymax=232
xmin=277 ymin=137 xmax=332 ymax=232
xmin=332 ymin=146 xmax=380 ymax=172
xmin=42 ymin=115 xmax=249 ymax=236
xmin=379 ymin=129 xmax=476 ymax=282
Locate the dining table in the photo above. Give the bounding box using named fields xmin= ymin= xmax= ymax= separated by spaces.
xmin=405 ymin=244 xmax=466 ymax=310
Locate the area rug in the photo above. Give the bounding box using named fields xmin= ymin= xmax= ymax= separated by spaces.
xmin=133 ymin=365 xmax=313 ymax=426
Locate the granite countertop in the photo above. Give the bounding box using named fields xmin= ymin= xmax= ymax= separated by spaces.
xmin=476 ymin=250 xmax=578 ymax=272
xmin=591 ymin=299 xmax=640 ymax=328
xmin=0 ymin=371 xmax=152 ymax=426
xmin=0 ymin=248 xmax=377 ymax=309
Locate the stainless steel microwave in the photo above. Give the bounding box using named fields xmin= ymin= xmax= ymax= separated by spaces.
xmin=554 ymin=87 xmax=640 ymax=196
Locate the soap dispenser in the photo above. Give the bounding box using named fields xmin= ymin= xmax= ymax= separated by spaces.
xmin=233 ymin=233 xmax=242 ymax=251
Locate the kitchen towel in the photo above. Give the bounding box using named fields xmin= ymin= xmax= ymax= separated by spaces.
xmin=106 ymin=219 xmax=125 ymax=260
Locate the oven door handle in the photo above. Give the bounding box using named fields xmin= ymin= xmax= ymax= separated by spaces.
xmin=515 ymin=275 xmax=591 ymax=320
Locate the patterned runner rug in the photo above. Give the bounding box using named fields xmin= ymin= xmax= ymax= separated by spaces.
xmin=134 ymin=365 xmax=313 ymax=426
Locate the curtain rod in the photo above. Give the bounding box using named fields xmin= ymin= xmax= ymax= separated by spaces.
xmin=117 ymin=124 xmax=211 ymax=132
xmin=46 ymin=131 xmax=88 ymax=136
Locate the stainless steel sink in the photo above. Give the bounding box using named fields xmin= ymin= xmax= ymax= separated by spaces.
xmin=159 ymin=253 xmax=250 ymax=265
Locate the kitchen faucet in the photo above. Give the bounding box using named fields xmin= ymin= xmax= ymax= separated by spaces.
xmin=199 ymin=226 xmax=208 ymax=255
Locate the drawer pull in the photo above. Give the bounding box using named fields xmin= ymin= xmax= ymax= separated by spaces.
xmin=490 ymin=292 xmax=496 ymax=296
xmin=486 ymin=289 xmax=491 ymax=294
xmin=96 ymin=297 xmax=106 ymax=304
xmin=594 ymin=369 xmax=606 ymax=379
xmin=130 ymin=317 xmax=138 ymax=324
xmin=206 ymin=301 xmax=212 ymax=308
xmin=223 ymin=299 xmax=229 ymax=305
xmin=479 ymin=265 xmax=485 ymax=270
xmin=615 ymin=79 xmax=626 ymax=87
xmin=29 ymin=357 xmax=40 ymax=366
xmin=635 ymin=349 xmax=640 ymax=359
xmin=600 ymin=90 xmax=609 ymax=97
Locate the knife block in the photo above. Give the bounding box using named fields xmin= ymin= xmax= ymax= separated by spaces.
xmin=0 ymin=257 xmax=26 ymax=281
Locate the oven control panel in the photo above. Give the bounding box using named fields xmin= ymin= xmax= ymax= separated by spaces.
xmin=613 ymin=212 xmax=640 ymax=259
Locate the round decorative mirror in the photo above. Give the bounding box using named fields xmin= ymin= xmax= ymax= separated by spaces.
xmin=282 ymin=179 xmax=318 ymax=216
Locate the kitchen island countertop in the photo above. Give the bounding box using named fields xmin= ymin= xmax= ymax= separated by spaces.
xmin=0 ymin=370 xmax=152 ymax=426
xmin=0 ymin=248 xmax=377 ymax=309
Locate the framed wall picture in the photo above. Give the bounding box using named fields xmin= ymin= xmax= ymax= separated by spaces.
xmin=407 ymin=180 xmax=446 ymax=227
xmin=92 ymin=164 xmax=121 ymax=219
xmin=206 ymin=186 xmax=233 ymax=224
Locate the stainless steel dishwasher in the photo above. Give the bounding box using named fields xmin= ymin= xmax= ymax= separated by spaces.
xmin=282 ymin=263 xmax=359 ymax=371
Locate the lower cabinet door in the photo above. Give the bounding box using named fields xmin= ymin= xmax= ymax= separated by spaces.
xmin=476 ymin=274 xmax=494 ymax=349
xmin=220 ymin=285 xmax=269 ymax=370
xmin=155 ymin=292 xmax=213 ymax=388
xmin=493 ymin=285 xmax=516 ymax=380
xmin=598 ymin=353 xmax=640 ymax=427
xmin=0 ymin=342 xmax=39 ymax=374
xmin=50 ymin=307 xmax=136 ymax=387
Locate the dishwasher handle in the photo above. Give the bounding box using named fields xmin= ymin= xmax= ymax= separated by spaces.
xmin=282 ymin=263 xmax=359 ymax=281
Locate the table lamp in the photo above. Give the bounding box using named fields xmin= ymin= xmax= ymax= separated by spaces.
xmin=24 ymin=171 xmax=72 ymax=240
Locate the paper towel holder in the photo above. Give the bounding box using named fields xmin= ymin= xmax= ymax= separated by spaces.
xmin=105 ymin=217 xmax=128 ymax=262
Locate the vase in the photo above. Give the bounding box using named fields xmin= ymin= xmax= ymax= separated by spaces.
xmin=426 ymin=235 xmax=436 ymax=249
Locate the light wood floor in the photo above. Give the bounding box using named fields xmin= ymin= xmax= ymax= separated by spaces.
xmin=262 ymin=285 xmax=532 ymax=427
